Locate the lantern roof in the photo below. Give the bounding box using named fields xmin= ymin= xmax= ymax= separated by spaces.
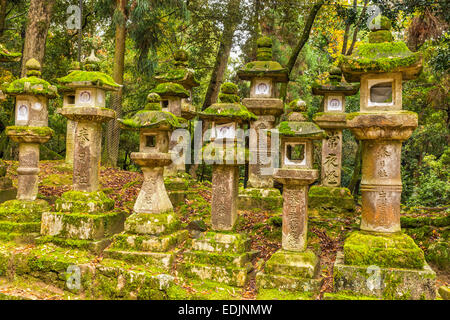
xmin=339 ymin=16 xmax=422 ymax=82
xmin=6 ymin=58 xmax=58 ymax=98
xmin=199 ymin=83 xmax=257 ymax=122
xmin=154 ymin=50 xmax=200 ymax=89
xmin=312 ymin=67 xmax=360 ymax=96
xmin=237 ymin=36 xmax=288 ymax=82
xmin=151 ymin=82 xmax=190 ymax=99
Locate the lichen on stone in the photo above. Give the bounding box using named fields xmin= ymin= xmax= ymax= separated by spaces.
xmin=151 ymin=82 xmax=189 ymax=98
xmin=56 ymin=70 xmax=120 ymax=90
xmin=277 ymin=121 xmax=324 ymax=138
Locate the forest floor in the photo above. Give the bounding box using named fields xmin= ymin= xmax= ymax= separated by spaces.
xmin=0 ymin=160 xmax=448 ymax=300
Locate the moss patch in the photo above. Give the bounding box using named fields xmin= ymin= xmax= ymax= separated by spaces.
xmin=343 ymin=231 xmax=425 ymax=269
xmin=0 ymin=200 xmax=50 ymax=223
xmin=6 ymin=76 xmax=58 ymax=98
xmin=277 ymin=121 xmax=324 ymax=138
xmin=56 ymin=70 xmax=120 ymax=89
xmin=55 ymin=191 xmax=114 ymax=214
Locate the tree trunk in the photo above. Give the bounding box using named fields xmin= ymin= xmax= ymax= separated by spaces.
xmin=0 ymin=0 xmax=8 ymax=37
xmin=104 ymin=0 xmax=127 ymax=167
xmin=346 ymin=0 xmax=369 ymax=56
xmin=279 ymin=0 xmax=324 ymax=102
xmin=21 ymin=0 xmax=55 ymax=76
xmin=202 ymin=0 xmax=241 ymax=110
xmin=348 ymin=140 xmax=362 ymax=196
xmin=341 ymin=0 xmax=356 ymax=55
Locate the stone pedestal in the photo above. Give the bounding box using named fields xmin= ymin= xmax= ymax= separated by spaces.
xmin=60 ymin=107 xmax=115 ymax=192
xmin=256 ymin=169 xmax=321 ymax=297
xmin=65 ymin=119 xmax=76 ymax=165
xmin=103 ymin=150 xmax=188 ymax=272
xmin=211 ymin=164 xmax=239 ymax=231
xmin=239 ymin=98 xmax=283 ymax=211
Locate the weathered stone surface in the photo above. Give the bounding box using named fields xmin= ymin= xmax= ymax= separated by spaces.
xmin=333 ymin=251 xmax=436 ymax=300
xmin=109 ymin=230 xmax=189 ymax=253
xmin=191 ymin=232 xmax=251 ymax=254
xmin=256 ymin=272 xmax=321 ymax=292
xmin=264 ymin=250 xmax=319 ymax=278
xmin=211 ymin=165 xmax=239 ymax=230
xmin=183 ymin=250 xmax=251 ymax=268
xmin=238 ymin=188 xmax=282 ymax=211
xmin=65 ymin=119 xmax=76 ymax=164
xmin=321 ymin=129 xmax=343 ymax=187
xmin=439 ymin=286 xmax=450 ymax=300
xmin=308 ymin=186 xmax=355 ymax=215
xmin=16 ymin=143 xmax=40 ymax=201
xmin=55 ymin=191 xmax=115 ymax=214
xmin=103 ymin=249 xmax=175 ymax=271
xmin=178 ymin=262 xmax=251 ymax=287
xmin=343 ymin=231 xmax=426 ymax=269
xmin=124 ymin=212 xmax=180 ymax=236
xmin=40 ymin=211 xmax=125 ymax=241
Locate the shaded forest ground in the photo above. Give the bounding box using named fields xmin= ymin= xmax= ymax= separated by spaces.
xmin=0 ymin=160 xmax=448 ymax=300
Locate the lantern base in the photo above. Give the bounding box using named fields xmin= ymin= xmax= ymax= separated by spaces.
xmin=256 ymin=250 xmax=321 ymax=297
xmin=333 ymin=251 xmax=436 ymax=300
xmin=103 ymin=211 xmax=186 ymax=272
xmin=238 ymin=188 xmax=282 ymax=211
xmin=177 ymin=231 xmax=254 ymax=287
xmin=308 ymin=186 xmax=355 ymax=217
xmin=0 ymin=199 xmax=50 ymax=244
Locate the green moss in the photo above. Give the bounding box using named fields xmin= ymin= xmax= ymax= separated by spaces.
xmin=323 ymin=291 xmax=379 ymax=300
xmin=151 ymin=82 xmax=189 ymax=98
xmin=257 ymin=288 xmax=314 ymax=300
xmin=369 ymin=15 xmax=392 ymax=31
xmin=41 ymin=173 xmax=72 ymax=187
xmin=200 ymin=103 xmax=257 ymax=121
xmin=6 ymin=126 xmax=54 ymax=138
xmin=369 ymin=30 xmax=393 ymax=43
xmin=0 ymin=43 xmax=21 ymax=62
xmin=119 ymin=110 xmax=186 ymax=130
xmin=257 ymin=36 xmax=273 ymax=48
xmin=343 ymin=231 xmax=426 ymax=269
xmin=55 ymin=191 xmax=114 ymax=214
xmin=0 ymin=199 xmax=50 ymax=223
xmin=339 ymin=42 xmax=422 ymax=73
xmin=56 ymin=70 xmax=120 ymax=88
xmin=220 ymin=82 xmax=238 ymax=95
xmin=6 ymin=76 xmax=58 ymax=98
xmin=219 ymin=93 xmax=240 ymax=103
xmin=426 ymin=241 xmax=449 ymax=271
xmin=244 ymin=60 xmax=284 ymax=72
xmin=277 ymin=121 xmax=324 ymax=138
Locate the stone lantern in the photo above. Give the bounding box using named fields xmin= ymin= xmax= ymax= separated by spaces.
xmin=332 ymin=15 xmax=435 ymax=300
xmin=256 ymin=103 xmax=325 ymax=296
xmin=0 ymin=43 xmax=21 ymax=203
xmin=40 ymin=55 xmax=125 ymax=253
xmin=178 ymin=83 xmax=256 ymax=287
xmin=237 ymin=36 xmax=288 ymax=210
xmin=310 ymin=67 xmax=359 ymax=215
xmin=0 ymin=58 xmax=57 ymax=243
xmin=103 ymin=93 xmax=189 ymax=271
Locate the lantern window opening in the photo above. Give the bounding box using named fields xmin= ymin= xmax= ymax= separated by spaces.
xmin=368 ymin=79 xmax=394 ymax=107
xmin=285 ymin=142 xmax=306 ymax=166
xmin=145 ymin=134 xmax=156 ymax=148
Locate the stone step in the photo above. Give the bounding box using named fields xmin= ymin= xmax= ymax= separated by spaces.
xmin=35 ymin=236 xmax=113 ymax=255
xmin=40 ymin=211 xmax=125 ymax=241
xmin=177 ymin=262 xmax=252 ymax=287
xmin=102 ymin=248 xmax=175 ymax=272
xmin=0 ymin=221 xmax=41 ymax=233
xmin=255 ymin=272 xmax=322 ymax=293
xmin=124 ymin=212 xmax=180 ymax=236
xmin=109 ymin=230 xmax=189 ymax=253
xmin=183 ymin=250 xmax=251 ymax=268
xmin=0 ymin=232 xmax=39 ymax=244
xmin=264 ymin=250 xmax=319 ymax=279
xmin=191 ymin=232 xmax=251 ymax=254
xmin=0 ymin=275 xmax=73 ymax=300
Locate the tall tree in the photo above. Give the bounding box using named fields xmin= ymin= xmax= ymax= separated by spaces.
xmin=20 ymin=0 xmax=54 ymax=76
xmin=202 ymin=0 xmax=242 ymax=110
xmin=279 ymin=0 xmax=325 ymax=102
xmin=104 ymin=0 xmax=128 ymax=167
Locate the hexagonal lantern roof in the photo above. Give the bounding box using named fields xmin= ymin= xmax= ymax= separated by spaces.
xmin=198 ymin=83 xmax=257 ymax=123
xmin=277 ymin=100 xmax=324 ymax=139
xmin=5 ymin=58 xmax=58 ymax=99
xmin=56 ymin=52 xmax=120 ymax=91
xmin=237 ymin=36 xmax=288 ymax=83
xmin=312 ymin=67 xmax=360 ymax=96
xmin=150 ymin=82 xmax=190 ymax=99
xmin=154 ymin=50 xmax=200 ymax=90
xmin=118 ymin=93 xmax=186 ymax=130
xmin=339 ymin=15 xmax=422 ymax=82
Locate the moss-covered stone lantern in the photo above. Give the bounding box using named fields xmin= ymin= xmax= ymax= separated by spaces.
xmin=39 ymin=55 xmax=125 ymax=253
xmin=0 ymin=58 xmax=56 ymax=243
xmin=237 ymin=36 xmax=288 ymax=210
xmin=331 ymin=15 xmax=436 ymax=300
xmin=0 ymin=43 xmax=21 ymax=204
xmin=310 ymin=67 xmax=359 ymax=215
xmin=102 ymin=93 xmax=188 ymax=271
xmin=256 ymin=102 xmax=325 ymax=297
xmin=178 ymin=83 xmax=256 ymax=287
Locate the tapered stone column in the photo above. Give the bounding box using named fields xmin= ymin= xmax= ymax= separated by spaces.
xmin=211 ymin=164 xmax=239 ymax=230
